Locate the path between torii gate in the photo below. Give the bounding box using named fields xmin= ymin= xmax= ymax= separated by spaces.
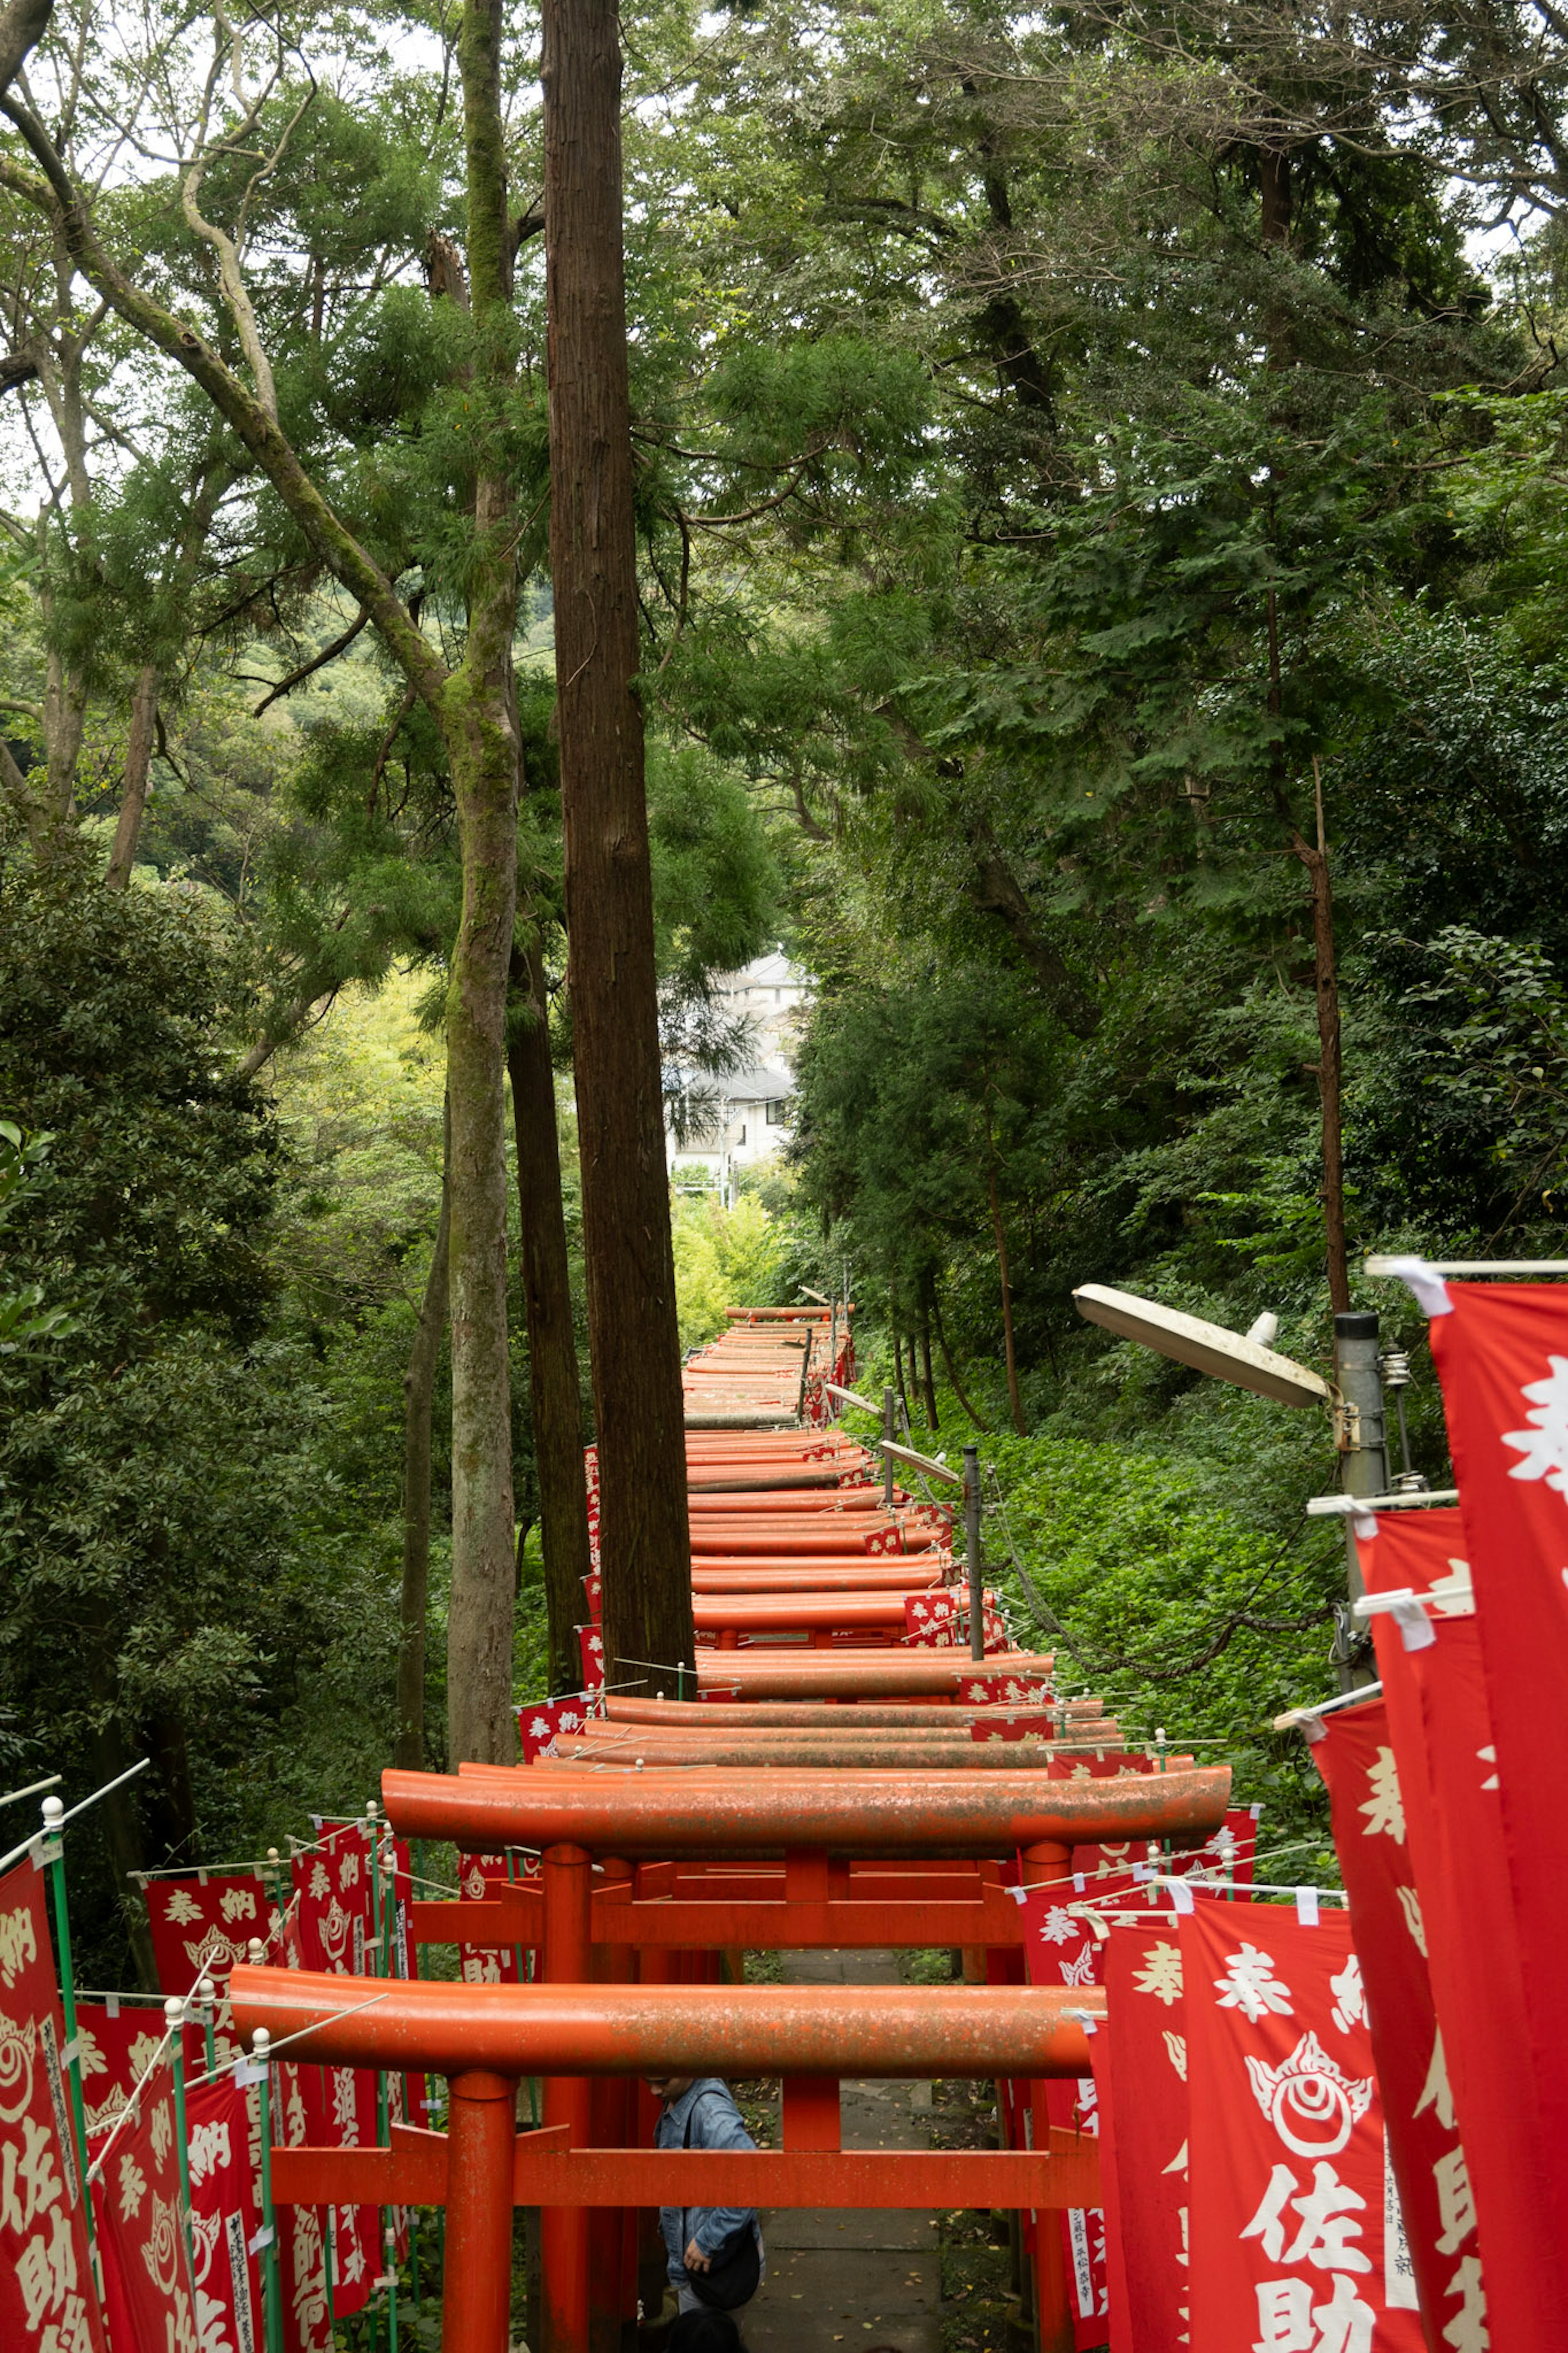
xmin=744 ymin=1947 xmax=943 ymax=2353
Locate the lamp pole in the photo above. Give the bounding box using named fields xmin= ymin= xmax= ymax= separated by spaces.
xmin=1332 ymin=1310 xmax=1388 ymax=1690
xmin=963 ymin=1445 xmax=984 ymax=1663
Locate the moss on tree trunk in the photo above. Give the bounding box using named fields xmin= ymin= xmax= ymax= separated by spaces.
xmin=508 ymin=933 xmax=594 ymax=1696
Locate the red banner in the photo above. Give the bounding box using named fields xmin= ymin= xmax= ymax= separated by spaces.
xmin=1357 ymin=1504 xmax=1557 ymax=2344
xmin=578 ymin=1626 xmax=604 ymax=1688
xmin=291 ymin=1828 xmax=381 ymax=2322
xmin=1427 ymin=1281 xmax=1568 ymax=2262
xmin=290 ymin=2064 xmax=376 ymax=2321
xmin=903 ymin=1592 xmax=958 ymax=1647
xmin=515 ymin=1695 xmax=595 ymax=1763
xmin=902 ymin=1593 xmax=1006 ymax=1649
xmin=271 ymin=2061 xmax=330 ymax=2353
xmin=1085 ymin=2018 xmax=1132 ymax=2353
xmin=0 ymin=1858 xmax=108 ymax=2353
xmin=956 ymin=1670 xmax=1052 ymax=1704
xmin=184 ymin=2074 xmax=261 ymax=2353
xmin=1093 ymin=1805 xmax=1255 ymax=1888
xmin=1015 ymin=1851 xmax=1247 ymax=2349
xmin=293 ymin=1827 xmax=372 ymax=1980
xmin=1023 ymin=1906 xmax=1108 ymax=2345
xmin=1307 ymin=1695 xmax=1450 ymax=2344
xmin=1095 ymin=1923 xmax=1192 ymax=2353
xmin=584 ymin=1448 xmax=601 ymax=1571
xmin=1183 ymin=1900 xmax=1424 ymax=2353
xmin=75 ymin=2001 xmax=205 ymax=2143
xmin=970 ymin=1713 xmax=1056 ymax=1743
xmin=91 ymin=2056 xmax=199 ymax=2353
xmin=145 ymin=1872 xmax=279 ymax=1998
xmin=457 ymin=1853 xmax=524 ymax=1987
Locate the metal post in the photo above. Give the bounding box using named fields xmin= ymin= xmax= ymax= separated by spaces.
xmin=383 ymin=2217 xmax=400 ymax=2353
xmin=1380 ymin=1347 xmax=1421 ymax=1488
xmin=1333 ymin=1310 xmax=1389 ymax=1691
xmin=963 ymin=1444 xmax=984 ymax=1662
xmin=41 ymin=1796 xmax=91 ymax=2203
xmin=882 ymin=1386 xmax=896 ymax=1509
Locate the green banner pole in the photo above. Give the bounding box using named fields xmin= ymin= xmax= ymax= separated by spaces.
xmin=40 ymin=1795 xmax=91 ymax=2206
xmin=165 ymin=1996 xmax=197 ymax=2278
xmin=252 ymin=2028 xmax=286 ymax=2353
xmin=196 ymin=1972 xmax=218 ymax=2074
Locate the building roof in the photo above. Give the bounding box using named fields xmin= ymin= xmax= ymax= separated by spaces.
xmin=717 ymin=950 xmax=810 ymax=993
xmin=722 ymin=1066 xmax=795 ymax=1100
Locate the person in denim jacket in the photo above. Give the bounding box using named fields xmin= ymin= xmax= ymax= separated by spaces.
xmin=647 ymin=2074 xmax=765 ymax=2315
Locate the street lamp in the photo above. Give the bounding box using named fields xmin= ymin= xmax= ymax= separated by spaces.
xmin=1071 ymin=1284 xmax=1389 ymax=1689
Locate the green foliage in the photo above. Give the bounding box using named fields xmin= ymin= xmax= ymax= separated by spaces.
xmin=0 ymin=845 xmax=279 ymax=1346
xmin=979 ymin=1426 xmax=1340 ymax=1849
xmin=671 ymin=1192 xmax=788 ymax=1346
xmin=648 ymin=743 xmax=783 ymax=988
xmin=12 ymin=0 xmax=1568 ymax=1991
xmin=843 ymin=1369 xmax=1341 ymax=1850
xmin=0 ymin=852 xmax=332 ymax=1976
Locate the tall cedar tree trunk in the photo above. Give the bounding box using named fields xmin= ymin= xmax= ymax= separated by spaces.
xmin=0 ymin=0 xmax=520 ymax=1762
xmin=890 ymin=1303 xmax=911 ymax=1424
xmin=1291 ymin=760 xmax=1350 ymax=1313
xmin=1267 ymin=547 xmax=1350 ymax=1314
xmin=542 ymin=0 xmax=694 ymax=1698
xmin=508 ymin=933 xmax=595 ymax=1694
xmin=918 ymin=1299 xmax=939 ymax=1430
xmin=984 ymin=1100 xmax=1027 ymax=1433
xmin=106 ymin=456 xmax=230 ymax=888
xmin=105 ymin=662 xmax=158 ymax=887
xmin=35 ymin=316 xmax=99 ymax=823
xmin=932 ymin=1290 xmax=991 ymax=1434
xmin=396 ymin=1109 xmax=451 ymax=1770
xmin=41 ymin=619 xmax=87 ymax=820
xmin=440 ymin=0 xmax=521 ymax=1764
xmin=86 ymin=1648 xmax=159 ymax=1988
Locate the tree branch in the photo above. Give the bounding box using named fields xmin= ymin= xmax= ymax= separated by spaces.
xmin=179 ymin=26 xmax=304 ymax=426
xmin=0 ymin=0 xmax=49 ymax=97
xmin=0 ymin=729 xmax=44 ymax=851
xmin=964 ymin=819 xmax=1101 ymax=1036
xmin=237 ymin=986 xmax=340 ymax=1081
xmin=251 ymin=604 xmax=369 ymax=714
xmin=0 ymin=109 xmax=447 ymax=712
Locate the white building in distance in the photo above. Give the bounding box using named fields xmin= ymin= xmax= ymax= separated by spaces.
xmin=666 ymin=951 xmax=812 ymax=1201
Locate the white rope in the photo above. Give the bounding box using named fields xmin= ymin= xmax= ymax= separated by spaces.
xmin=180 ymin=1989 xmax=394 ymax=2095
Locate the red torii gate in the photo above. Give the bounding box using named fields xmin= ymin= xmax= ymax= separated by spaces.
xmin=232 ymin=1972 xmax=1105 ymax=2353
xmin=230 ymin=1761 xmax=1228 ymax=2353
xmin=415 ymin=1764 xmax=1225 ymax=2350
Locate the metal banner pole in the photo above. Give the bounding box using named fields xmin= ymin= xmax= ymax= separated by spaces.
xmin=963 ymin=1445 xmax=984 ymax=1662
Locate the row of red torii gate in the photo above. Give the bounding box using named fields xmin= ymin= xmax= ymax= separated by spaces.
xmin=13 ymin=1281 xmax=1568 ymax=2353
